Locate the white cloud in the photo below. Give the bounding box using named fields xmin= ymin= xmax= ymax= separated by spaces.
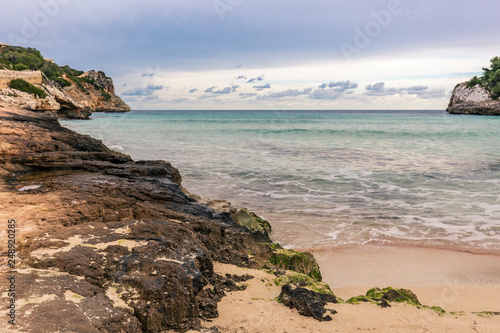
xmin=253 ymin=83 xmax=271 ymax=91
xmin=257 ymin=88 xmax=312 ymax=100
xmin=365 ymin=82 xmax=446 ymax=99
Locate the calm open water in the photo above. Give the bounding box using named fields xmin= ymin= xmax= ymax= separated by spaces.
xmin=61 ymin=110 xmax=500 ymax=253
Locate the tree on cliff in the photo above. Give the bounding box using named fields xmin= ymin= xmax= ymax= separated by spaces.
xmin=467 ymin=56 xmax=500 ymax=100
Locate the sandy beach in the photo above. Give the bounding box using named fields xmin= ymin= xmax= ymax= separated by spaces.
xmin=200 ymin=252 xmax=500 ymax=333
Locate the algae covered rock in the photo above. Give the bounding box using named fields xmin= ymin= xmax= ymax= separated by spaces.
xmin=345 ymin=286 xmax=445 ymax=314
xmin=236 ymin=208 xmax=272 ymax=237
xmin=269 ymin=248 xmax=322 ymax=281
xmin=278 ymin=284 xmax=337 ymax=321
xmin=347 ymin=287 xmax=420 ymax=306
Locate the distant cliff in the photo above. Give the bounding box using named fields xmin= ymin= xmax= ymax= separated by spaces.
xmin=0 ymin=44 xmax=129 ymax=119
xmin=447 ymin=82 xmax=500 ymax=115
xmin=447 ymin=57 xmax=500 ymax=115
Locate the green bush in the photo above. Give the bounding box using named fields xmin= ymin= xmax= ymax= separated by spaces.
xmin=13 ymin=63 xmax=29 ymax=71
xmin=62 ymin=65 xmax=84 ymax=77
xmin=466 ymin=76 xmax=482 ymax=89
xmin=8 ymin=79 xmax=47 ymax=98
xmin=1 ymin=46 xmax=44 ymax=70
xmin=482 ymin=56 xmax=500 ymax=100
xmin=101 ymin=90 xmax=112 ymax=101
xmin=468 ymin=57 xmax=500 ymax=100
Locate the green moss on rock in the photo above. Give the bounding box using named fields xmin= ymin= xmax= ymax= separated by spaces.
xmin=269 ymin=249 xmax=322 ymax=281
xmin=346 ymin=286 xmax=446 ymax=315
xmin=236 ymin=208 xmax=272 ymax=237
xmin=273 ymin=272 xmax=333 ymax=296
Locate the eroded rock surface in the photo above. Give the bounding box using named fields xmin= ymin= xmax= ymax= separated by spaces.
xmin=0 ymin=70 xmax=129 ymax=119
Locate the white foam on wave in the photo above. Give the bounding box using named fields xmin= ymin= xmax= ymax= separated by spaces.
xmin=110 ymin=145 xmax=124 ymax=151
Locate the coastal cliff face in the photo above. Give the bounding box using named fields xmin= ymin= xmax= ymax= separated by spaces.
xmin=0 ymin=103 xmax=329 ymax=332
xmin=0 ymin=44 xmax=130 ymax=119
xmin=0 ymin=69 xmax=130 ymax=119
xmin=447 ymin=82 xmax=500 ymax=115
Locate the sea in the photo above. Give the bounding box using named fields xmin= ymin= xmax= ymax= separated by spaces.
xmin=60 ymin=110 xmax=500 ymax=254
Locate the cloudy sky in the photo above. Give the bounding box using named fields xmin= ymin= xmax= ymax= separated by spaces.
xmin=1 ymin=0 xmax=499 ymax=110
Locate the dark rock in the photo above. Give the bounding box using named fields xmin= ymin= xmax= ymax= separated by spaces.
xmin=0 ymin=105 xmax=278 ymax=331
xmin=13 ymin=270 xmax=142 ymax=333
xmin=378 ymin=300 xmax=391 ymax=308
xmin=278 ymin=284 xmax=337 ymax=321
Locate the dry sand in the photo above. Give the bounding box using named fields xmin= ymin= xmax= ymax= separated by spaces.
xmin=200 ymin=247 xmax=500 ymax=333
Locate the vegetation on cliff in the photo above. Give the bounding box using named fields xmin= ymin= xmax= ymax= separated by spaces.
xmin=0 ymin=44 xmax=130 ymax=118
xmin=466 ymin=56 xmax=500 ymax=100
xmin=8 ymin=78 xmax=47 ymax=98
xmin=0 ymin=44 xmax=110 ymax=93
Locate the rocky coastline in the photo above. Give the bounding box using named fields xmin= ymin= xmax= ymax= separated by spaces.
xmin=0 ymin=44 xmax=130 ymax=120
xmin=0 ymin=103 xmax=334 ymax=332
xmin=0 ymin=69 xmax=130 ymax=120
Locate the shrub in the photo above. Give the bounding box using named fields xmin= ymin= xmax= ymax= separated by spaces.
xmin=13 ymin=63 xmax=29 ymax=71
xmin=466 ymin=57 xmax=500 ymax=100
xmin=9 ymin=79 xmax=47 ymax=98
xmin=62 ymin=65 xmax=84 ymax=77
xmin=466 ymin=75 xmax=482 ymax=89
xmin=101 ymin=90 xmax=112 ymax=101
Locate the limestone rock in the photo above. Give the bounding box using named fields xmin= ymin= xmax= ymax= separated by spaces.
xmin=0 ymin=88 xmax=59 ymax=112
xmin=82 ymin=70 xmax=116 ymax=94
xmin=447 ymin=82 xmax=500 ymax=115
xmin=61 ymin=71 xmax=130 ymax=114
xmin=0 ymin=69 xmax=129 ymax=119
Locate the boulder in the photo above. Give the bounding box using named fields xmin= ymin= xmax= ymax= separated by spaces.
xmin=278 ymin=284 xmax=337 ymax=321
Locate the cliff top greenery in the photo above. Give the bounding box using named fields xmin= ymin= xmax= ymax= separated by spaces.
xmin=0 ymin=44 xmax=108 ymax=91
xmin=8 ymin=78 xmax=47 ymax=98
xmin=467 ymin=56 xmax=500 ymax=100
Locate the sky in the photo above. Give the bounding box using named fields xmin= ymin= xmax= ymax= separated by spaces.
xmin=1 ymin=0 xmax=499 ymax=110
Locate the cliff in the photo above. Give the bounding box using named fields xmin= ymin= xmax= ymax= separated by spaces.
xmin=447 ymin=82 xmax=500 ymax=115
xmin=0 ymin=44 xmax=129 ymax=119
xmin=0 ymin=103 xmax=332 ymax=332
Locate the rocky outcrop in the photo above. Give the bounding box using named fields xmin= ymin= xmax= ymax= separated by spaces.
xmin=0 ymin=88 xmax=60 ymax=112
xmin=82 ymin=70 xmax=116 ymax=94
xmin=58 ymin=70 xmax=130 ymax=115
xmin=447 ymin=82 xmax=500 ymax=115
xmin=0 ymin=69 xmax=129 ymax=119
xmin=0 ymin=103 xmax=330 ymax=331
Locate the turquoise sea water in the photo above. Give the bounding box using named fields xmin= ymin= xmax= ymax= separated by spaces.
xmin=61 ymin=110 xmax=500 ymax=253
